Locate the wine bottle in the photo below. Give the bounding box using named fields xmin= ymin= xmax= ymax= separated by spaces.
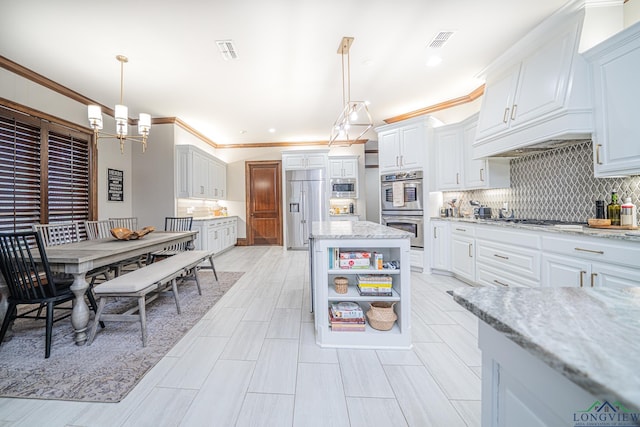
xmin=607 ymin=191 xmax=621 ymax=226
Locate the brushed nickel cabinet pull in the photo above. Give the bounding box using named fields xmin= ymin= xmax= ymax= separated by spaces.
xmin=468 ymin=243 xmax=473 ymax=258
xmin=579 ymin=270 xmax=586 ymax=287
xmin=596 ymin=144 xmax=603 ymax=165
xmin=400 ymin=155 xmax=404 ymax=166
xmin=591 ymin=273 xmax=597 ymax=287
xmin=574 ymin=247 xmax=604 ymax=255
xmin=480 ymin=168 xmax=485 ymax=182
xmin=510 ymin=104 xmax=518 ymax=121
xmin=494 ymin=279 xmax=509 ymax=287
xmin=455 ymin=228 xmax=467 ymax=232
xmin=503 ymin=107 xmax=509 ymax=123
xmin=433 ymin=227 xmax=437 ymax=239
xmin=456 ymin=172 xmax=460 ymax=184
xmin=494 ymin=254 xmax=509 ymax=260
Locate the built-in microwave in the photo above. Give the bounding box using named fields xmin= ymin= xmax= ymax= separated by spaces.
xmin=330 ymin=178 xmax=357 ymax=198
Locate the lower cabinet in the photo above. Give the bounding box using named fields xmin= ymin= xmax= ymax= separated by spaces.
xmin=430 ymin=220 xmax=450 ymax=272
xmin=192 ymin=217 xmax=237 ymax=255
xmin=451 ymin=225 xmax=475 ymax=283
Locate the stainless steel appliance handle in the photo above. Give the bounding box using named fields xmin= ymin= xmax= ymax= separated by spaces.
xmin=382 ymin=216 xmax=422 ymax=223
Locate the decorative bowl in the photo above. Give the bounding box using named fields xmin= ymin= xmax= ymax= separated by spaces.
xmin=110 ymin=226 xmax=155 ymax=240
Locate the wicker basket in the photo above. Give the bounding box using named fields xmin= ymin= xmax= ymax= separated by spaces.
xmin=366 ymin=302 xmax=397 ymax=331
xmin=333 ymin=277 xmax=349 ymax=294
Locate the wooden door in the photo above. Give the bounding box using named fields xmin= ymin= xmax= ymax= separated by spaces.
xmin=245 ymin=161 xmax=282 ymax=245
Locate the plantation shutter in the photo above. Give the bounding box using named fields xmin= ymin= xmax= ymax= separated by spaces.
xmin=0 ymin=113 xmax=42 ymax=233
xmin=47 ymin=130 xmax=90 ymax=224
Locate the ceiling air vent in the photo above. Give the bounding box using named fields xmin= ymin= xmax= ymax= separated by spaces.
xmin=428 ymin=31 xmax=455 ymax=48
xmin=216 ymin=40 xmax=239 ymax=60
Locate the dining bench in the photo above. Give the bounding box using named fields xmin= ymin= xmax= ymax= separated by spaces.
xmin=87 ymin=250 xmax=216 ymax=346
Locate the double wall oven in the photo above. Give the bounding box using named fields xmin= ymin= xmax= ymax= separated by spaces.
xmin=380 ymin=170 xmax=424 ymax=249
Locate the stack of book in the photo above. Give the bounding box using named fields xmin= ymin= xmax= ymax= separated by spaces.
xmin=356 ymin=274 xmax=393 ymax=296
xmin=329 ymin=302 xmax=365 ymax=331
xmin=328 ymin=249 xmax=372 ymax=269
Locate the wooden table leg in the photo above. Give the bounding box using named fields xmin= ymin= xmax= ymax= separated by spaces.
xmin=70 ymin=272 xmax=91 ymax=345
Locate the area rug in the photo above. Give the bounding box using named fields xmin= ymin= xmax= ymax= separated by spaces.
xmin=0 ymin=270 xmax=243 ymax=403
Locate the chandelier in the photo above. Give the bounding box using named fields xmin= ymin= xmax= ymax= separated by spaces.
xmin=329 ymin=37 xmax=373 ymax=147
xmin=87 ymin=55 xmax=151 ymax=154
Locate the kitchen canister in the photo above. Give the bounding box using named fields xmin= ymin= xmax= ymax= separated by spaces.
xmin=366 ymin=302 xmax=397 ymax=331
xmin=333 ymin=277 xmax=348 ymax=294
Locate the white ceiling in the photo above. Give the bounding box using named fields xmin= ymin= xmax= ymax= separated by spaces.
xmin=1 ymin=0 xmax=570 ymax=146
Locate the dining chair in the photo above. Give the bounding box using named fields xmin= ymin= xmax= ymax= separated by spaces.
xmin=33 ymin=222 xmax=111 ymax=286
xmin=84 ymin=219 xmax=143 ymax=276
xmin=108 ymin=217 xmax=138 ymax=230
xmin=147 ymin=216 xmax=194 ymax=264
xmin=0 ymin=231 xmax=100 ymax=358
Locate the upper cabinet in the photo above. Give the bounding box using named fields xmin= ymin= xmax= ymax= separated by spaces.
xmin=176 ymin=145 xmax=227 ymax=200
xmin=434 ymin=113 xmax=510 ymax=191
xmin=329 ymin=156 xmax=358 ymax=179
xmin=584 ymin=21 xmax=640 ymax=177
xmin=472 ymin=7 xmax=592 ymax=158
xmin=376 ymin=116 xmax=440 ymax=173
xmin=282 ymin=150 xmax=328 ymax=170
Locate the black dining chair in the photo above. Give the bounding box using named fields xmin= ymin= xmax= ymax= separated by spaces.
xmin=0 ymin=231 xmax=100 ymax=358
xmin=147 ymin=216 xmax=194 ymax=264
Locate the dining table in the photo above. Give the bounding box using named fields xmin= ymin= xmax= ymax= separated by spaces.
xmin=37 ymin=230 xmax=198 ymax=345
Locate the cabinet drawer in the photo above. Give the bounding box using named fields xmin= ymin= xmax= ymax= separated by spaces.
xmin=477 ymin=240 xmax=540 ymax=280
xmin=542 ymin=235 xmax=640 ymax=269
xmin=477 ymin=263 xmax=538 ymax=288
xmin=475 ymin=225 xmax=541 ymax=249
xmin=451 ymin=224 xmax=475 ymax=237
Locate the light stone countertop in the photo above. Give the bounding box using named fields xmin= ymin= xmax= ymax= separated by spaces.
xmin=192 ymin=215 xmax=238 ymax=221
xmin=453 ymin=286 xmax=640 ymax=410
xmin=431 ymin=217 xmax=640 ymax=242
xmin=311 ymin=220 xmax=412 ymax=239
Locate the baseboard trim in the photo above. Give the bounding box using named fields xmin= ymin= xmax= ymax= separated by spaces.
xmin=236 ymin=238 xmax=248 ymax=246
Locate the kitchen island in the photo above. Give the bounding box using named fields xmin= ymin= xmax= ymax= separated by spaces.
xmin=453 ymin=286 xmax=640 ymax=426
xmin=310 ymin=221 xmax=412 ymax=349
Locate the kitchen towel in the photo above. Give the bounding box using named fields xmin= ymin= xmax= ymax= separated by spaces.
xmin=392 ymin=181 xmax=404 ymax=207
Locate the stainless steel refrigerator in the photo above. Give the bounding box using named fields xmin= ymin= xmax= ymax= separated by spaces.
xmin=286 ymin=168 xmax=327 ymax=249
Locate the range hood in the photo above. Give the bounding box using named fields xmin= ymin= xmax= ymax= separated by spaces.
xmin=472 ymin=0 xmax=624 ymax=159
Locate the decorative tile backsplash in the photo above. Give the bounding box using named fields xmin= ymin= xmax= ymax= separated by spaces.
xmin=443 ymin=141 xmax=640 ymax=222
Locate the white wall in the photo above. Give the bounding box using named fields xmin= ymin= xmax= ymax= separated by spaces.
xmin=625 ymin=0 xmax=640 ymax=27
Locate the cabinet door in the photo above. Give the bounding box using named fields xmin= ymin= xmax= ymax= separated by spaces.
xmin=592 ymin=262 xmax=640 ymax=288
xmin=378 ymin=131 xmax=401 ymax=172
xmin=329 ymin=160 xmax=345 ymax=178
xmin=306 ymin=153 xmax=327 ymax=169
xmin=475 ymin=65 xmax=520 ymax=140
xmin=590 ymin=29 xmax=640 ymax=176
xmin=451 ymin=235 xmax=475 ymax=282
xmin=192 ymin=222 xmax=205 ymax=250
xmin=462 ymin=120 xmax=487 ymax=189
xmin=341 ymin=158 xmax=358 ymax=178
xmin=430 ymin=221 xmax=450 ymax=271
xmin=283 ymin=154 xmax=306 ymax=170
xmin=541 ymin=253 xmax=590 ymax=288
xmin=192 ymin=150 xmax=209 ymax=198
xmin=511 ymin=26 xmax=575 ymax=125
xmin=398 ymin=124 xmax=423 ymax=170
xmin=434 ymin=126 xmax=462 ymax=190
xmin=175 ymin=146 xmax=190 ymax=198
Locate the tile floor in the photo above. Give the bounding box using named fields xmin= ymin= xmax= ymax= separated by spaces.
xmin=0 ymin=246 xmax=481 ymax=427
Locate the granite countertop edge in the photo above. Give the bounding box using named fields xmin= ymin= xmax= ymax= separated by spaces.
xmin=431 ymin=217 xmax=640 ymax=242
xmin=311 ymin=220 xmax=412 ymax=240
xmin=452 ymin=286 xmax=640 ymax=410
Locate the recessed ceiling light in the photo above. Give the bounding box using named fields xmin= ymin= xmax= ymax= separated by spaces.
xmin=239 ymin=130 xmax=247 ymax=134
xmin=362 ymin=59 xmax=374 ymax=67
xmin=426 ymin=55 xmax=442 ymax=67
xmin=268 ymin=128 xmax=276 ymax=133
xmin=216 ymin=40 xmax=239 ymax=61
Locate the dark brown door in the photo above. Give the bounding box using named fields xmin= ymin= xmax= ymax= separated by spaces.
xmin=245 ymin=161 xmax=282 ymax=245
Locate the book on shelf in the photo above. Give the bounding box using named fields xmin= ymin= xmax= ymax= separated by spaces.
xmin=357 ymin=287 xmax=393 ymax=297
xmin=328 ymin=308 xmax=365 ymax=324
xmin=330 ymin=302 xmax=363 ymax=319
xmin=330 ymin=323 xmax=365 ymax=332
xmin=356 ymin=274 xmax=393 ymax=287
xmin=339 ymin=251 xmax=371 ymax=259
xmin=339 ymin=258 xmax=371 ymax=269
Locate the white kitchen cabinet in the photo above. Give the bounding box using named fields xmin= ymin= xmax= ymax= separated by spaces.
xmin=584 ymin=21 xmax=640 ymax=177
xmin=433 ymin=114 xmax=509 ymax=191
xmin=176 ymin=145 xmax=227 ymax=200
xmin=450 ymin=224 xmax=475 ymax=283
xmin=376 ymin=116 xmax=440 ymax=173
xmin=430 ymin=220 xmax=450 ymax=272
xmin=328 ymin=156 xmax=358 ymax=179
xmin=282 ymin=150 xmax=328 ymax=170
xmin=472 ymin=8 xmax=592 ymax=158
xmin=192 ymin=217 xmax=238 ymax=257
